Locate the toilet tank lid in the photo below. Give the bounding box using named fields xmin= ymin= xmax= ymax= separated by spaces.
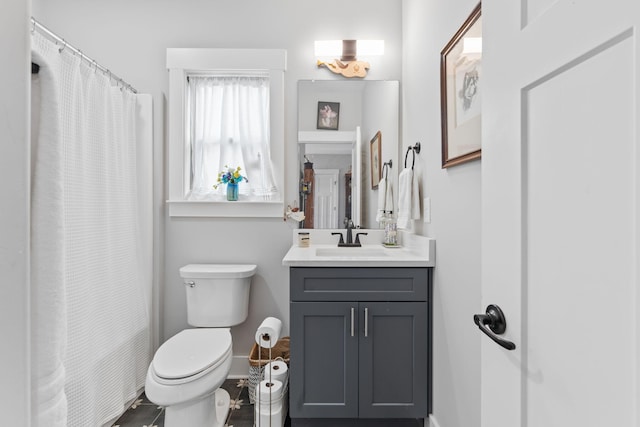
xmin=179 ymin=264 xmax=257 ymax=279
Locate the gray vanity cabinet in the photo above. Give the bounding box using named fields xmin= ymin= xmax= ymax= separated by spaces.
xmin=289 ymin=267 xmax=432 ymax=424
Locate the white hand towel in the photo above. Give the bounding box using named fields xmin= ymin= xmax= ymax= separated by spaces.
xmin=398 ymin=168 xmax=421 ymax=229
xmin=375 ymin=177 xmax=394 ymax=222
xmin=411 ymin=171 xmax=421 ymax=220
xmin=397 ymin=169 xmax=413 ymax=229
xmin=385 ymin=178 xmax=394 ymax=213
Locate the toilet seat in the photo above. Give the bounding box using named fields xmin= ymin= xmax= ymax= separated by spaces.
xmin=152 ymin=329 xmax=232 ymax=385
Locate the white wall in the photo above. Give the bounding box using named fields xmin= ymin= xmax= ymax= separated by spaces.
xmin=403 ymin=1 xmax=481 ymax=427
xmin=32 ymin=0 xmax=403 ymax=361
xmin=362 ymin=81 xmax=400 ymax=227
xmin=298 ymin=81 xmax=363 ymax=131
xmin=0 ymin=0 xmax=31 ymax=422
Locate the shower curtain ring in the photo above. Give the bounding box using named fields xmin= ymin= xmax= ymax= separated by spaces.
xmin=58 ymin=40 xmax=67 ymax=53
xmin=31 ymin=20 xmax=36 ymax=34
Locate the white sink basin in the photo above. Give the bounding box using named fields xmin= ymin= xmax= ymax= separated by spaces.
xmin=315 ymin=247 xmax=388 ymax=257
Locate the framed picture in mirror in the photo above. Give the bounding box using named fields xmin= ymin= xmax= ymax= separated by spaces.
xmin=317 ymin=101 xmax=340 ymax=130
xmin=370 ymin=131 xmax=382 ymax=189
xmin=440 ymin=2 xmax=482 ymax=168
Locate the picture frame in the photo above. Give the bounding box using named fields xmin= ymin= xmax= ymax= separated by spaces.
xmin=370 ymin=131 xmax=382 ymax=189
xmin=316 ymin=101 xmax=340 ymax=130
xmin=440 ymin=3 xmax=482 ymax=168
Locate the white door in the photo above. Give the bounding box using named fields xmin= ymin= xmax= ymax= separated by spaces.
xmin=481 ymin=0 xmax=639 ymax=426
xmin=313 ymin=169 xmax=339 ymax=228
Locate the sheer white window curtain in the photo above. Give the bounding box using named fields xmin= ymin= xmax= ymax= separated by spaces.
xmin=187 ymin=75 xmax=278 ymax=200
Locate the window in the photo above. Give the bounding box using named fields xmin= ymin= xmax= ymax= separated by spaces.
xmin=187 ymin=73 xmax=276 ymax=200
xmin=167 ymin=49 xmax=286 ymax=217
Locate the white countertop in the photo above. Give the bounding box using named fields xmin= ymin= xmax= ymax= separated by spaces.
xmin=282 ymin=229 xmax=435 ymax=267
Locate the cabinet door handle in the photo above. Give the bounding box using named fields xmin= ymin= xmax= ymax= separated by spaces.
xmin=364 ymin=307 xmax=369 ymax=337
xmin=351 ymin=307 xmax=355 ymax=337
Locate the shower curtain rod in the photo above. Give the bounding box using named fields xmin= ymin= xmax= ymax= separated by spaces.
xmin=31 ymin=17 xmax=137 ymax=93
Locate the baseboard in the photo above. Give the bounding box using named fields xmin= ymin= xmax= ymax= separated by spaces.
xmin=427 ymin=414 xmax=442 ymax=427
xmin=228 ymin=354 xmax=250 ymax=378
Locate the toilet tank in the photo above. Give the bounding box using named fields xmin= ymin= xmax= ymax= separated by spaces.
xmin=179 ymin=264 xmax=257 ymax=327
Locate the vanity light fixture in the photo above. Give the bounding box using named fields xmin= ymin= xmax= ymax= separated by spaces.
xmin=315 ymin=40 xmax=384 ymax=78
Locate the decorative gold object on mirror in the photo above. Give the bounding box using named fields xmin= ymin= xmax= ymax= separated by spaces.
xmin=317 ymin=59 xmax=370 ymax=78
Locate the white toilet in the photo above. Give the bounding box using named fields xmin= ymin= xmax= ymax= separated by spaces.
xmin=145 ymin=264 xmax=257 ymax=427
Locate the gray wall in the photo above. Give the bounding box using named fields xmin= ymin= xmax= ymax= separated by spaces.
xmin=32 ymin=0 xmax=403 ymax=358
xmin=403 ymin=1 xmax=481 ymax=427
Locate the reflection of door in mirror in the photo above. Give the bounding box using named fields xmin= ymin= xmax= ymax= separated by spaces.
xmin=298 ymin=80 xmax=399 ymax=229
xmin=313 ymin=169 xmax=339 ymax=228
xmin=298 ymin=137 xmax=353 ymax=228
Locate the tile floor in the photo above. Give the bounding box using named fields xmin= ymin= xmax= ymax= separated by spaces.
xmin=112 ymin=378 xmax=290 ymax=427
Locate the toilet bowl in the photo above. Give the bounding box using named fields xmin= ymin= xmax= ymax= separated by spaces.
xmin=145 ymin=264 xmax=256 ymax=427
xmin=145 ymin=328 xmax=233 ymax=426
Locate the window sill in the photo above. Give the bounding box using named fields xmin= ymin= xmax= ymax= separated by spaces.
xmin=167 ymin=199 xmax=284 ymax=218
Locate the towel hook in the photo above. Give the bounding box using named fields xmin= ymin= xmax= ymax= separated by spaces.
xmin=404 ymin=142 xmax=421 ymax=170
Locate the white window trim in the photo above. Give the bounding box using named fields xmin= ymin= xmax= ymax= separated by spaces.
xmin=166 ymin=48 xmax=286 ymax=217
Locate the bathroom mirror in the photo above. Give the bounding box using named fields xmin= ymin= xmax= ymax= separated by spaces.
xmin=297 ymin=80 xmax=399 ymax=229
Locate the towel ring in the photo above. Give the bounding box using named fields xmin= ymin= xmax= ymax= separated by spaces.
xmin=404 ymin=142 xmax=421 ymax=170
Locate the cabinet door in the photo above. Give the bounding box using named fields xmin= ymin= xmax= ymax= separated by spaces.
xmin=358 ymin=302 xmax=429 ymax=418
xmin=290 ymin=302 xmax=359 ymax=418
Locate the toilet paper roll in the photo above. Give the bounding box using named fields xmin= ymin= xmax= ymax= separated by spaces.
xmin=265 ymin=360 xmax=288 ymax=383
xmin=257 ymin=379 xmax=283 ymax=400
xmin=255 ymin=317 xmax=282 ymax=349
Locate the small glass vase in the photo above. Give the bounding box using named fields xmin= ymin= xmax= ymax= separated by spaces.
xmin=226 ymin=182 xmax=239 ymax=201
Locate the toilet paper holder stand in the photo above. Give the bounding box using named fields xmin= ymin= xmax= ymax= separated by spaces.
xmin=254 ymin=337 xmax=289 ymax=427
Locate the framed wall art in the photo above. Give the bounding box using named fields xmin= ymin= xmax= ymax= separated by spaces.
xmin=317 ymin=101 xmax=340 ymax=130
xmin=370 ymin=131 xmax=382 ymax=189
xmin=440 ymin=3 xmax=482 ymax=168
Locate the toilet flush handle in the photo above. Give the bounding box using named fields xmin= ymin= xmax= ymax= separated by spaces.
xmin=186 ymin=281 xmax=196 ymax=288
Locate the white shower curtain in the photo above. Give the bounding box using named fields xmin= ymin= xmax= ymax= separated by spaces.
xmin=31 ymin=32 xmax=151 ymax=427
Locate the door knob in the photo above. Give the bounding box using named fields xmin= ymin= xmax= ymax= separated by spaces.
xmin=473 ymin=304 xmax=516 ymax=350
